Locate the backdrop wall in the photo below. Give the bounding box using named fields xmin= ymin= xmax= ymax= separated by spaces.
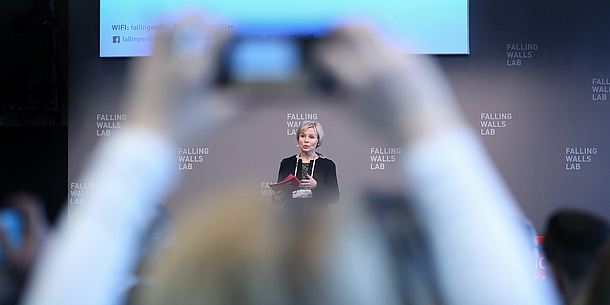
xmin=67 ymin=0 xmax=610 ymax=232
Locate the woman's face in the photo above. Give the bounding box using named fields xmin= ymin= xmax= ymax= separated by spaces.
xmin=298 ymin=127 xmax=319 ymax=154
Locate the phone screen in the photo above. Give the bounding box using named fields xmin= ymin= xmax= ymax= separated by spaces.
xmin=0 ymin=209 xmax=23 ymax=264
xmin=225 ymin=38 xmax=303 ymax=83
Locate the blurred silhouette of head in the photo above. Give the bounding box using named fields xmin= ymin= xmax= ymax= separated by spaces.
xmin=129 ymin=190 xmax=404 ymax=305
xmin=580 ymin=243 xmax=610 ymax=305
xmin=543 ymin=209 xmax=610 ymax=303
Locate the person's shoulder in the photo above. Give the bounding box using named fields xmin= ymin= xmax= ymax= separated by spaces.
xmin=317 ymin=153 xmax=336 ymax=165
xmin=281 ymin=155 xmax=298 ymax=163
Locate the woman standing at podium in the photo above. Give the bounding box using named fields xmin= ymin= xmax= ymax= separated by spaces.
xmin=274 ymin=120 xmax=339 ymax=211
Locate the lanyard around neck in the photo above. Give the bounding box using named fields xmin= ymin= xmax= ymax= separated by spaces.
xmin=295 ymin=154 xmax=316 ymax=179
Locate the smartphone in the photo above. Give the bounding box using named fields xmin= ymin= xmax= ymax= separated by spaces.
xmin=217 ymin=35 xmax=315 ymax=84
xmin=0 ymin=209 xmax=23 ymax=264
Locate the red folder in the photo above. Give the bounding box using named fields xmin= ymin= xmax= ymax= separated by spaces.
xmin=269 ymin=174 xmax=301 ymax=193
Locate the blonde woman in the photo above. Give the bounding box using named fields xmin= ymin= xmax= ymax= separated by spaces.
xmin=274 ymin=120 xmax=339 ymax=210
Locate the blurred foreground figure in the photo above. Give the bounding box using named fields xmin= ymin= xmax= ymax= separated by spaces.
xmin=22 ymin=15 xmax=558 ymax=305
xmin=130 ymin=192 xmax=403 ymax=305
xmin=543 ymin=210 xmax=610 ymax=305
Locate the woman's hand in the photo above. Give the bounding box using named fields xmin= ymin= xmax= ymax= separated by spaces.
xmin=300 ymin=173 xmax=317 ymax=190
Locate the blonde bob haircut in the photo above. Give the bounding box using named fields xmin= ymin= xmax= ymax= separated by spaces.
xmin=296 ymin=121 xmax=324 ymax=148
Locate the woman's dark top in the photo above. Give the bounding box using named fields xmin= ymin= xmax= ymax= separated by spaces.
xmin=276 ymin=153 xmax=340 ymax=207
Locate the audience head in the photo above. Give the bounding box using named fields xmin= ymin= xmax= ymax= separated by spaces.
xmin=129 ymin=190 xmax=405 ymax=305
xmin=543 ymin=209 xmax=610 ymax=303
xmin=580 ymin=242 xmax=610 ymax=305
